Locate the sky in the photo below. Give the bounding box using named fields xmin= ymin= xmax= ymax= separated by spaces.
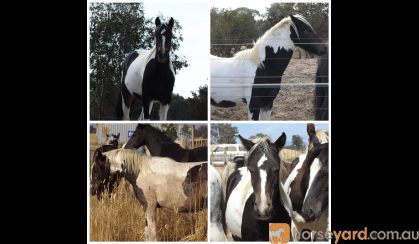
xmin=143 ymin=1 xmax=209 ymax=98
xmin=210 ymin=0 xmax=280 ymax=15
xmin=231 ymin=122 xmax=329 ymax=145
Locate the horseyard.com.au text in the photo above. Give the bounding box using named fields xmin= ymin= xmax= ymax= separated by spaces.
xmin=293 ymin=228 xmax=419 ymax=243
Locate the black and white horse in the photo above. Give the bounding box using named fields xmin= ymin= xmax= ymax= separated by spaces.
xmin=284 ymin=124 xmax=329 ymax=240
xmin=224 ymin=134 xmax=293 ymax=241
xmin=117 ymin=17 xmax=175 ymax=120
xmin=211 ymin=15 xmax=327 ymax=120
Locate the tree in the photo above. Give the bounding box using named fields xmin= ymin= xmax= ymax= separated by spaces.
xmin=187 ymin=85 xmax=207 ymax=120
xmin=211 ymin=124 xmax=238 ymax=144
xmin=249 ymin=133 xmax=270 ymax=140
xmin=260 ymin=3 xmax=328 ymax=40
xmin=181 ymin=125 xmax=192 ymax=138
xmin=210 ymin=7 xmax=261 ymax=57
xmin=161 ymin=124 xmax=178 ymax=141
xmin=90 ymin=2 xmax=188 ymax=119
xmin=195 ymin=125 xmax=208 ymax=139
xmin=292 ymin=135 xmax=304 ymax=151
xmin=166 ymin=94 xmax=190 ymax=120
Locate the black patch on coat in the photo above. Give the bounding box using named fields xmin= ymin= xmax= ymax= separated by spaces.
xmin=248 ymin=46 xmax=293 ymax=120
xmin=141 ymin=58 xmax=175 ymax=119
xmin=225 ymin=169 xmax=242 ymax=210
xmin=240 ymin=186 xmax=291 ymax=241
xmin=211 ymin=98 xmax=236 ymax=107
xmin=183 ymin=163 xmax=207 ymax=197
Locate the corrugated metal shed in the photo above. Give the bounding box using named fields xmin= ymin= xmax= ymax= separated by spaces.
xmin=93 ymin=124 xmax=197 ymax=145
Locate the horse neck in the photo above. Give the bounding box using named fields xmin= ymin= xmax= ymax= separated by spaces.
xmin=143 ymin=135 xmax=163 ymax=156
xmin=256 ymin=25 xmax=294 ymax=69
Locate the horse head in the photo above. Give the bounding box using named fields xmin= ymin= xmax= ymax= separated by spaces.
xmin=239 ymin=133 xmax=286 ymax=220
xmin=90 ymin=150 xmax=111 ymax=198
xmin=289 ymin=14 xmax=327 ymax=56
xmin=154 ymin=17 xmax=174 ymax=63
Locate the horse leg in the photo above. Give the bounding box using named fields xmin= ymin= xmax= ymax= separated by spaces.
xmin=145 ymin=202 xmax=157 ymax=241
xmin=159 ymin=102 xmax=169 ymax=120
xmin=259 ymin=108 xmax=272 ymax=120
xmin=141 ymin=98 xmax=153 ymax=121
xmin=122 ymin=94 xmax=133 ymax=121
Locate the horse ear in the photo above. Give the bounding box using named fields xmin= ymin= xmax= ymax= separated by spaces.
xmin=274 ymin=132 xmax=286 ymax=149
xmin=116 ymin=133 xmax=120 ymax=139
xmin=106 ymin=133 xmax=109 ymax=137
xmin=307 ymin=123 xmax=316 ymax=138
xmin=238 ymin=135 xmax=254 ymax=151
xmin=168 ymin=17 xmax=174 ymax=29
xmin=155 ymin=17 xmax=161 ymax=26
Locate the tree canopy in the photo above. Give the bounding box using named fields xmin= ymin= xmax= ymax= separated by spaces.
xmin=211 ymin=3 xmax=328 ymax=57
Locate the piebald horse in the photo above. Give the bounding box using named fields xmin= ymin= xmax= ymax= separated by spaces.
xmin=224 ymin=134 xmax=297 ymax=241
xmin=211 ymin=15 xmax=327 ymax=120
xmin=92 ymin=149 xmax=207 ymax=241
xmin=284 ymin=123 xmax=329 ymax=240
xmin=117 ymin=17 xmax=175 ymax=120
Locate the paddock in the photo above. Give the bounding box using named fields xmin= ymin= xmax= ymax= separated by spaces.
xmin=211 ymin=58 xmax=322 ymax=120
xmin=90 ymin=180 xmax=207 ymax=241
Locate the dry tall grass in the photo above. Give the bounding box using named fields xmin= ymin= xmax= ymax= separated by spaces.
xmin=90 ymin=180 xmax=207 ymax=241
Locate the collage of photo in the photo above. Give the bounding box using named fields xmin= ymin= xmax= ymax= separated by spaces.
xmin=89 ymin=0 xmax=329 ymax=242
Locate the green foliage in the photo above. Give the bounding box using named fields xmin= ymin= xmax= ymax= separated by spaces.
xmin=249 ymin=133 xmax=270 ymax=140
xmin=195 ymin=125 xmax=208 ymax=139
xmin=90 ymin=2 xmax=188 ymax=120
xmin=211 ymin=3 xmax=329 ymax=57
xmin=210 ymin=7 xmax=261 ymax=57
xmin=291 ymin=134 xmax=304 ymax=151
xmin=181 ymin=125 xmax=192 ymax=138
xmin=161 ymin=124 xmax=178 ymax=141
xmin=187 ymin=85 xmax=207 ymax=120
xmin=167 ymin=94 xmax=190 ymax=120
xmin=211 ymin=124 xmax=239 ymax=144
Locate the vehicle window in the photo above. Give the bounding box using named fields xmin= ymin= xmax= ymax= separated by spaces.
xmin=227 ymin=146 xmax=237 ymax=151
xmin=239 ymin=145 xmax=246 ymax=151
xmin=213 ymin=147 xmax=225 ymax=152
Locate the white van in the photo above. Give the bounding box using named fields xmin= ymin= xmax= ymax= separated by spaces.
xmin=211 ymin=144 xmax=247 ymax=166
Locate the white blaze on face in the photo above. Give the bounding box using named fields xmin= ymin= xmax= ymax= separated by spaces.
xmin=257 ymin=154 xmax=268 ymax=213
xmin=161 ymin=29 xmax=166 ymax=54
xmin=303 ymin=158 xmax=321 ymax=203
xmin=257 ymin=154 xmax=267 ymax=167
xmin=259 ymin=169 xmax=268 ymax=213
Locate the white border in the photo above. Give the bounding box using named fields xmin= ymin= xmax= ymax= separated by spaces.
xmin=88 ymin=0 xmax=331 ymax=243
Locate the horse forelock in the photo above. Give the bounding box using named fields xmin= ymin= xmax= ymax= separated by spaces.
xmin=246 ymin=138 xmax=278 ymax=165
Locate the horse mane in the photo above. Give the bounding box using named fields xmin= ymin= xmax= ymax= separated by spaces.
xmin=315 ymin=130 xmax=329 ymax=144
xmin=306 ymin=129 xmax=329 ymax=153
xmin=140 ymin=46 xmax=157 ymax=66
xmin=234 ymin=16 xmax=296 ymax=67
xmin=234 ymin=15 xmax=312 ymax=68
xmin=103 ymin=149 xmax=152 ymax=177
xmin=144 ymin=125 xmax=174 ymax=142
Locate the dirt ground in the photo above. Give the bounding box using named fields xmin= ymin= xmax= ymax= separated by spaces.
xmin=211 ymin=58 xmax=318 ymax=120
